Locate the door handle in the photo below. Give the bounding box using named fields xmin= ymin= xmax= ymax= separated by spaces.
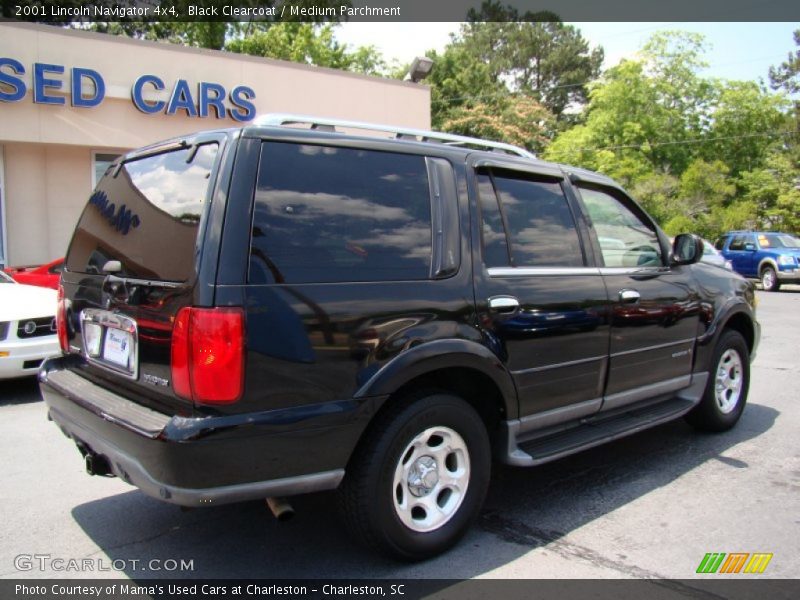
xmin=488 ymin=296 xmax=520 ymax=313
xmin=619 ymin=289 xmax=640 ymax=303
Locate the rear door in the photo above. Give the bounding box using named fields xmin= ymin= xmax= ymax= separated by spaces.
xmin=573 ymin=183 xmax=700 ymax=411
xmin=470 ymin=159 xmax=610 ymax=425
xmin=224 ymin=138 xmax=471 ymax=416
xmin=62 ymin=133 xmax=228 ymax=415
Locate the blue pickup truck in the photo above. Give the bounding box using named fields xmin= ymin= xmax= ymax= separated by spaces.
xmin=716 ymin=231 xmax=800 ymax=291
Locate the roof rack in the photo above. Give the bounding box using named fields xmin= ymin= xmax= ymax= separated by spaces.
xmin=254 ymin=113 xmax=536 ymax=159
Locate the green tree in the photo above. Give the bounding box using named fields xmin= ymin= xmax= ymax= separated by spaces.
xmin=705 ymin=81 xmax=790 ymax=176
xmin=451 ymin=6 xmax=603 ymax=121
xmin=768 ymin=29 xmax=800 ymax=99
xmin=503 ymin=21 xmax=603 ymax=119
xmin=545 ymin=30 xmax=795 ymax=240
xmin=225 ymin=23 xmax=384 ymax=75
xmin=74 ymin=1 xmax=349 ymax=50
xmin=738 ymin=153 xmax=800 ymax=232
xmin=419 ymin=2 xmax=601 ymax=130
xmin=439 ymin=95 xmax=555 ymax=154
xmin=423 ymin=44 xmax=505 ymax=129
xmin=678 ymin=159 xmax=735 ymax=217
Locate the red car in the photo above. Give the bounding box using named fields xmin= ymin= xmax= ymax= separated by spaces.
xmin=4 ymin=257 xmax=64 ymax=290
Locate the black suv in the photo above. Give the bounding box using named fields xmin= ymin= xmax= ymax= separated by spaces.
xmin=41 ymin=115 xmax=759 ymax=561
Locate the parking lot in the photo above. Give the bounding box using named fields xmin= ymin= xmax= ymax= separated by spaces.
xmin=1 ymin=289 xmax=798 ymax=581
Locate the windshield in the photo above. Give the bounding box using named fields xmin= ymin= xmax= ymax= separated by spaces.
xmin=702 ymin=241 xmax=718 ymax=256
xmin=761 ymin=234 xmax=800 ymax=249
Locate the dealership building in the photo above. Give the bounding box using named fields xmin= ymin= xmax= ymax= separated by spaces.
xmin=0 ymin=22 xmax=430 ymax=267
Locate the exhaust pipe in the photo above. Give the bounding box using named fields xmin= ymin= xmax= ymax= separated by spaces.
xmin=266 ymin=497 xmax=295 ymax=521
xmin=84 ymin=452 xmax=114 ymax=477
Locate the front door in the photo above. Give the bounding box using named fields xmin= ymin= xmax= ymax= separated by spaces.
xmin=471 ymin=161 xmax=610 ymax=426
xmin=574 ymin=184 xmax=700 ymax=412
xmin=727 ymin=233 xmax=758 ymax=277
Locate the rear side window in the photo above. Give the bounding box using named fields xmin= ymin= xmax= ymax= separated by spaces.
xmin=67 ymin=143 xmax=219 ymax=281
xmin=249 ymin=142 xmax=432 ymax=284
xmin=477 ymin=169 xmax=583 ymax=268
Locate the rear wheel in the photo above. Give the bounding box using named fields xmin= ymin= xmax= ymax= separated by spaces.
xmin=685 ymin=330 xmax=750 ymax=432
xmin=761 ymin=266 xmax=780 ymax=292
xmin=338 ymin=393 xmax=490 ymax=561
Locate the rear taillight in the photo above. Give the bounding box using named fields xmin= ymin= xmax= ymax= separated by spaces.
xmin=56 ymin=284 xmax=69 ymax=353
xmin=171 ymin=307 xmax=245 ymax=405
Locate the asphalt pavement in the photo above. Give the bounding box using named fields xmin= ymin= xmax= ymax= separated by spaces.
xmin=1 ymin=288 xmax=798 ymax=581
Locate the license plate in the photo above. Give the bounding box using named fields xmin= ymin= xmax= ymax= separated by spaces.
xmin=80 ymin=309 xmax=139 ymax=379
xmin=103 ymin=328 xmax=132 ymax=368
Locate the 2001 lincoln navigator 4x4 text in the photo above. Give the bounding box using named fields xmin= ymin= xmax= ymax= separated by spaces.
xmin=41 ymin=115 xmax=759 ymax=560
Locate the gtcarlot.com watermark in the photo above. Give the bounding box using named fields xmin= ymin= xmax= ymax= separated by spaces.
xmin=14 ymin=554 xmax=195 ymax=573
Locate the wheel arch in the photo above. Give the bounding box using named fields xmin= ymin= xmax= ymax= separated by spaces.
xmin=351 ymin=340 xmax=517 ymax=462
xmin=757 ymin=256 xmax=779 ymax=275
xmin=696 ymin=302 xmax=756 ymax=373
xmin=355 ymin=339 xmax=517 ymax=418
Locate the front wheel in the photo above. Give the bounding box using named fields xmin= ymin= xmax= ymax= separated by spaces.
xmin=685 ymin=330 xmax=750 ymax=432
xmin=338 ymin=393 xmax=490 ymax=561
xmin=761 ymin=266 xmax=780 ymax=292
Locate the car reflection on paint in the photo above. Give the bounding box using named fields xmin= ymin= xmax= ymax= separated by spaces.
xmin=495 ymin=307 xmax=602 ymax=339
xmin=348 ymin=316 xmax=428 ymax=359
xmin=4 ymin=257 xmax=65 ymax=290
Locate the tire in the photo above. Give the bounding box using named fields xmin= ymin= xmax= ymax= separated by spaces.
xmin=761 ymin=266 xmax=781 ymax=292
xmin=338 ymin=392 xmax=491 ymax=561
xmin=685 ymin=330 xmax=750 ymax=432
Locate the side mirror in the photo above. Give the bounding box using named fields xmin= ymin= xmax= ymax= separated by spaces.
xmin=672 ymin=233 xmax=704 ymax=266
xmin=744 ymin=243 xmax=756 ymax=252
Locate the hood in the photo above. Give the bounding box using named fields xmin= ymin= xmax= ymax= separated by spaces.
xmin=0 ymin=283 xmax=58 ymax=321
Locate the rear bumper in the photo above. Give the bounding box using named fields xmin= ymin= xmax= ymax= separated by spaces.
xmin=40 ymin=357 xmax=374 ymax=507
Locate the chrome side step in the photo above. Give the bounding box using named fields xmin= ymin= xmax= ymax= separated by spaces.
xmin=500 ymin=374 xmax=708 ymax=467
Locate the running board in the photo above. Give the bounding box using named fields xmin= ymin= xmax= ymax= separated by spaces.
xmin=501 ymin=395 xmax=698 ymax=467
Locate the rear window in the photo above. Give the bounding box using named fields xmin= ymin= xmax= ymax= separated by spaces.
xmin=66 ymin=143 xmax=219 ymax=281
xmin=249 ymin=142 xmax=432 ymax=284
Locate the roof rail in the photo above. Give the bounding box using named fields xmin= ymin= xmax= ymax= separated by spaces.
xmin=254 ymin=113 xmax=536 ymax=159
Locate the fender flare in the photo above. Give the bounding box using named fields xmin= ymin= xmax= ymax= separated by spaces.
xmin=354 ymin=339 xmax=519 ymax=420
xmin=757 ymin=256 xmax=779 ymax=276
xmin=696 ymin=299 xmax=756 ymax=371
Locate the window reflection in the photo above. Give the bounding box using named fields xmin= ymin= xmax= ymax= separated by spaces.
xmin=250 ymin=143 xmax=432 ymax=284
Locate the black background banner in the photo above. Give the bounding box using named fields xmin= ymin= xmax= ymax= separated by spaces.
xmin=3 ymin=579 xmax=800 ymax=600
xmin=2 ymin=0 xmax=800 ymax=23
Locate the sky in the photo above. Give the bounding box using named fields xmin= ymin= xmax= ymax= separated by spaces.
xmin=334 ymin=22 xmax=799 ymax=86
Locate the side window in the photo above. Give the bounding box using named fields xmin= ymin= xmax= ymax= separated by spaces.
xmin=250 ymin=142 xmax=432 ymax=284
xmin=578 ymin=186 xmax=662 ymax=268
xmin=729 ymin=235 xmax=746 ymax=251
xmin=478 ymin=169 xmax=584 ymax=268
xmin=476 ymin=172 xmax=509 ymax=268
